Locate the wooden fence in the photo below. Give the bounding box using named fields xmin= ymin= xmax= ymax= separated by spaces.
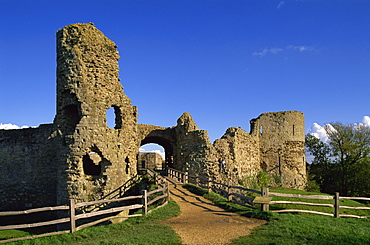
xmin=269 ymin=191 xmax=370 ymax=218
xmin=166 ymin=167 xmax=370 ymax=218
xmin=167 ymin=168 xmax=262 ymax=209
xmin=0 ymin=171 xmax=169 ymax=244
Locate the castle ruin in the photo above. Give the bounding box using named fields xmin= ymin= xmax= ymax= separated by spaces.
xmin=0 ymin=23 xmax=306 ymax=211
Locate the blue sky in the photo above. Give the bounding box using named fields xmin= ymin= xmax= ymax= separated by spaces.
xmin=1 ymin=0 xmax=369 ymax=153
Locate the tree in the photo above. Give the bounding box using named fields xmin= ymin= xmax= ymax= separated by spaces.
xmin=305 ymin=134 xmax=332 ymax=189
xmin=306 ymin=122 xmax=370 ymax=196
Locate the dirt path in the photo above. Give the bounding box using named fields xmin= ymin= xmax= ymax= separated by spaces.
xmin=162 ymin=180 xmax=267 ymax=245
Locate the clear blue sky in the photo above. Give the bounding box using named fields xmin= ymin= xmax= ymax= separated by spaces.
xmin=1 ymin=0 xmax=369 ymax=144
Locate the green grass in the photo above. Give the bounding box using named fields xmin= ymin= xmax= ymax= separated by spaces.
xmin=230 ymin=214 xmax=370 ymax=245
xmin=184 ymin=184 xmax=370 ymax=245
xmin=2 ymin=200 xmax=181 ymax=245
xmin=0 ymin=230 xmax=30 ymax=241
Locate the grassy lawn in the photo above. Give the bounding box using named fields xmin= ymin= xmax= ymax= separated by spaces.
xmin=1 ymin=200 xmax=181 ymax=245
xmin=184 ymin=184 xmax=370 ymax=245
xmin=230 ymin=214 xmax=370 ymax=245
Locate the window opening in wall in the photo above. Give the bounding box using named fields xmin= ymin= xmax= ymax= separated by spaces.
xmin=106 ymin=107 xmax=115 ymax=129
xmin=260 ymin=125 xmax=263 ymax=135
xmin=293 ymin=125 xmax=295 ymax=136
xmin=83 ymin=152 xmax=102 ymax=175
xmin=125 ymin=156 xmax=130 ymax=174
xmin=106 ymin=106 xmax=122 ymax=129
xmin=63 ymin=104 xmax=81 ymax=132
xmin=141 ymin=160 xmax=146 ymax=169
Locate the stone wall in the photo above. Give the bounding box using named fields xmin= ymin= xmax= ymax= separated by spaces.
xmin=255 ymin=111 xmax=306 ymax=188
xmin=161 ymin=111 xmax=306 ymax=189
xmin=213 ymin=127 xmax=261 ymax=185
xmin=0 ymin=124 xmax=62 ymax=210
xmin=173 ymin=113 xmax=218 ymax=178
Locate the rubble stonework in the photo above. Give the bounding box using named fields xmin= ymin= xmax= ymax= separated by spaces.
xmin=0 ymin=23 xmax=306 ymax=210
xmin=54 ymin=23 xmax=139 ymax=205
xmin=137 ymin=152 xmax=163 ymax=171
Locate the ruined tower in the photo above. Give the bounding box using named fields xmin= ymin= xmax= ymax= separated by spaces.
xmin=54 ymin=23 xmax=139 ymax=204
xmin=251 ymin=111 xmax=306 ymax=188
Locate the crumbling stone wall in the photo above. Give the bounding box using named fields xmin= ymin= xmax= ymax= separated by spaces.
xmin=54 ymin=23 xmax=139 ymax=204
xmin=213 ymin=127 xmax=261 ymax=184
xmin=255 ymin=111 xmax=306 ymax=188
xmin=173 ymin=113 xmax=218 ymax=177
xmin=166 ymin=111 xmax=306 ymax=189
xmin=0 ymin=125 xmax=62 ymax=210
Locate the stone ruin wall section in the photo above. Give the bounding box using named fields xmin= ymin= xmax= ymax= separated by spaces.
xmin=213 ymin=127 xmax=261 ymax=185
xmin=0 ymin=125 xmax=63 ymax=210
xmin=173 ymin=113 xmax=218 ymax=178
xmin=54 ymin=24 xmax=139 ymax=204
xmin=255 ymin=111 xmax=306 ymax=188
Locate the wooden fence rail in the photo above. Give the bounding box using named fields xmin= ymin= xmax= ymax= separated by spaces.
xmin=167 ymin=168 xmax=262 ymax=209
xmin=0 ymin=172 xmax=169 ymax=244
xmin=166 ymin=167 xmax=370 ymax=218
xmin=269 ymin=191 xmax=370 ymax=218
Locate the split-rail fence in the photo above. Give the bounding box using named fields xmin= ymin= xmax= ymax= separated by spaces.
xmin=167 ymin=167 xmax=370 ymax=219
xmin=0 ymin=170 xmax=169 ymax=244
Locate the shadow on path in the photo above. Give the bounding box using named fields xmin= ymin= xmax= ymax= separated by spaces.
xmin=162 ymin=179 xmax=267 ymax=245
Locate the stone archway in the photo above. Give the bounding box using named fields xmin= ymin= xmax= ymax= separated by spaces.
xmin=141 ymin=136 xmax=174 ymax=168
xmin=138 ymin=125 xmax=176 ymax=170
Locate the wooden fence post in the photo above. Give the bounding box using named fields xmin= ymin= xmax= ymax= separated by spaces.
xmin=154 ymin=173 xmax=157 ymax=185
xmin=228 ymin=181 xmax=232 ymax=201
xmin=334 ymin=192 xmax=340 ymax=218
xmin=184 ymin=172 xmax=188 ymax=184
xmin=142 ymin=190 xmax=148 ymax=215
xmin=69 ymin=199 xmax=76 ymax=233
xmin=262 ymin=188 xmax=269 ymax=211
xmin=166 ymin=182 xmax=170 ymax=200
xmin=208 ymin=177 xmax=212 ymax=193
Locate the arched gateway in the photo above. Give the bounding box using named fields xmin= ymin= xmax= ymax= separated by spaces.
xmin=138 ymin=125 xmax=175 ymax=169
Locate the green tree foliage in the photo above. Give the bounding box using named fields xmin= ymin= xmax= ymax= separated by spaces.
xmin=306 ymin=122 xmax=370 ymax=197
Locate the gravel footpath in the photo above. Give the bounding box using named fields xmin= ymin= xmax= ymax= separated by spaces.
xmin=162 ymin=181 xmax=267 ymax=245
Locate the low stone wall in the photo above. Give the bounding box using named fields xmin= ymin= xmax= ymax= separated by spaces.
xmin=0 ymin=124 xmax=61 ymax=210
